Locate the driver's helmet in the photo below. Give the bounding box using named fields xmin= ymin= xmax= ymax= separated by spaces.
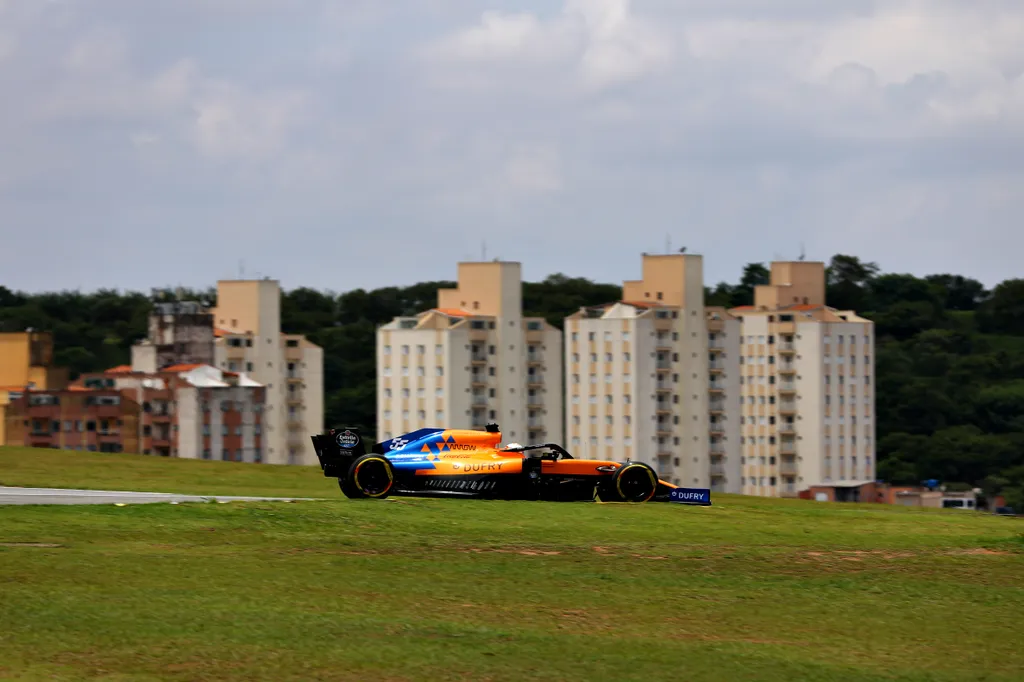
xmin=503 ymin=442 xmax=523 ymax=450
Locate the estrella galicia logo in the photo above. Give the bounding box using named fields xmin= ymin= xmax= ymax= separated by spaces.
xmin=336 ymin=430 xmax=359 ymax=449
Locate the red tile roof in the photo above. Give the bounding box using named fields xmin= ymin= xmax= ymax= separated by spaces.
xmin=621 ymin=300 xmax=663 ymax=309
xmin=105 ymin=364 xmax=133 ymax=374
xmin=433 ymin=308 xmax=473 ymax=317
xmin=162 ymin=363 xmax=204 ymax=373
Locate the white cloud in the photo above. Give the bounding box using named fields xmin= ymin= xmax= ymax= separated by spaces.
xmin=0 ymin=0 xmax=1023 ymax=293
xmin=421 ymin=0 xmax=672 ymax=92
xmin=504 ymin=146 xmax=563 ymax=194
xmin=190 ymin=84 xmax=312 ymax=161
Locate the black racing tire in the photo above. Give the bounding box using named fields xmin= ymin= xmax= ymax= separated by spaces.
xmin=343 ymin=454 xmax=395 ymax=499
xmin=597 ymin=462 xmax=658 ymax=503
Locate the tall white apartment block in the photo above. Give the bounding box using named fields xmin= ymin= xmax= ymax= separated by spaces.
xmin=706 ymin=307 xmax=743 ymax=493
xmin=564 ymin=254 xmax=709 ymax=488
xmin=376 ymin=261 xmax=563 ymax=446
xmin=728 ymin=262 xmax=876 ymax=497
xmin=209 ymin=279 xmax=323 ymax=466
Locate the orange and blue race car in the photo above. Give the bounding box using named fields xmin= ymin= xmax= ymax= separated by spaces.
xmin=310 ymin=422 xmax=711 ymax=505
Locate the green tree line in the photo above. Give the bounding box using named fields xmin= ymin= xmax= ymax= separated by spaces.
xmin=3 ymin=256 xmax=1024 ymax=506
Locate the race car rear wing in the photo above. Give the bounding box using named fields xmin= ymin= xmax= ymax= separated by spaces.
xmin=310 ymin=427 xmax=367 ymax=477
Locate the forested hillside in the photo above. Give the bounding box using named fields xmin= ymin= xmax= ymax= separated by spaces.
xmin=3 ymin=255 xmax=1024 ymax=505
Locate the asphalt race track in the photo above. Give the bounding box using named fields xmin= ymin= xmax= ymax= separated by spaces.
xmin=0 ymin=486 xmax=319 ymax=506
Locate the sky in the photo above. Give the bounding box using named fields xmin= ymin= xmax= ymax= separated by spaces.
xmin=1 ymin=0 xmax=1022 ymax=295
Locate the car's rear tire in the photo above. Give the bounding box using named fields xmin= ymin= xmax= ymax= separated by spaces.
xmin=342 ymin=454 xmax=395 ymax=499
xmin=597 ymin=462 xmax=658 ymax=503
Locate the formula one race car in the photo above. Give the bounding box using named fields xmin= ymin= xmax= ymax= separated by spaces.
xmin=310 ymin=422 xmax=711 ymax=505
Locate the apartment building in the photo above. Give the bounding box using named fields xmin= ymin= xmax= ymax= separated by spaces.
xmin=0 ymin=331 xmax=70 ymax=445
xmin=564 ymin=254 xmax=710 ymax=488
xmin=706 ymin=307 xmax=743 ymax=493
xmin=4 ymin=387 xmax=142 ymax=453
xmin=376 ymin=261 xmax=563 ymax=446
xmin=729 ymin=261 xmax=876 ymax=497
xmin=131 ymin=279 xmax=324 ymax=466
xmin=7 ymin=364 xmax=267 ymax=461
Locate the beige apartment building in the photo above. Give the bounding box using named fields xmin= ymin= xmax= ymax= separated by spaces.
xmin=729 ymin=262 xmax=876 ymax=497
xmin=562 ymin=254 xmax=875 ymax=499
xmin=132 ymin=279 xmax=323 ymax=466
xmin=706 ymin=307 xmax=743 ymax=492
xmin=376 ymin=261 xmax=563 ymax=446
xmin=564 ymin=254 xmax=712 ymax=488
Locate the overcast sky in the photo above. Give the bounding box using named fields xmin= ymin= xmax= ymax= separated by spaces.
xmin=1 ymin=0 xmax=1022 ymax=295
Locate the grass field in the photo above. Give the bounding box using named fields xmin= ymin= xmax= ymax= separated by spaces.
xmin=1 ymin=448 xmax=1023 ymax=681
xmin=0 ymin=445 xmax=337 ymax=498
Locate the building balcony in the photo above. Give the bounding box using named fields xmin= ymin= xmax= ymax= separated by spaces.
xmin=527 ymin=419 xmax=544 ymax=429
xmin=709 ymin=422 xmax=725 ymax=434
xmin=778 ymin=342 xmax=795 ymax=353
xmin=527 ymin=353 xmax=542 ymax=364
xmin=778 ymin=363 xmax=796 ymax=373
xmin=655 ymin=425 xmax=672 ymax=436
xmin=778 ymin=423 xmax=795 ymax=434
xmin=709 ymin=442 xmax=725 ymax=455
xmin=778 ymin=400 xmax=796 ymax=414
xmin=779 ymin=490 xmax=799 ymax=498
xmin=656 ymin=380 xmax=672 ymax=392
xmin=472 ymin=395 xmax=487 ymax=406
xmin=656 ymin=360 xmax=671 ymax=371
xmin=780 ymin=459 xmax=798 ymax=476
xmin=471 ymin=353 xmax=488 ymax=364
xmin=527 ymin=375 xmax=544 ymax=386
xmin=655 ymin=403 xmax=671 ymax=414
xmin=708 ymin=382 xmax=725 ymax=393
xmin=527 ymin=395 xmax=544 ymax=407
xmin=470 ymin=374 xmax=486 ymax=386
xmin=779 ymin=441 xmax=796 ymax=455
xmin=778 ymin=381 xmax=796 ymax=393
xmin=711 ymin=462 xmax=726 ymax=477
xmin=709 ymin=360 xmax=725 ymax=372
xmin=709 ymin=399 xmax=725 ymax=413
xmin=656 ymin=447 xmax=673 ymax=457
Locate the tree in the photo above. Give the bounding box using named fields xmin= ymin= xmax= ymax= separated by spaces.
xmin=978 ymin=279 xmax=1024 ymax=335
xmin=5 ymin=254 xmax=1024 ymax=494
xmin=926 ymin=274 xmax=987 ymax=311
xmin=729 ymin=263 xmax=769 ymax=307
xmin=826 ymin=254 xmax=879 ymax=311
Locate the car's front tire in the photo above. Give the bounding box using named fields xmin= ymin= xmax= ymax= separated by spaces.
xmin=340 ymin=454 xmax=395 ymax=499
xmin=597 ymin=462 xmax=658 ymax=503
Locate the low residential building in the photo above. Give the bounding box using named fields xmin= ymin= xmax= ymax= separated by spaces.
xmin=0 ymin=331 xmax=70 ymax=445
xmin=4 ymin=387 xmax=142 ymax=453
xmin=376 ymin=261 xmax=563 ymax=446
xmin=73 ymin=364 xmax=266 ymax=462
xmin=130 ymin=280 xmax=324 ymax=465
